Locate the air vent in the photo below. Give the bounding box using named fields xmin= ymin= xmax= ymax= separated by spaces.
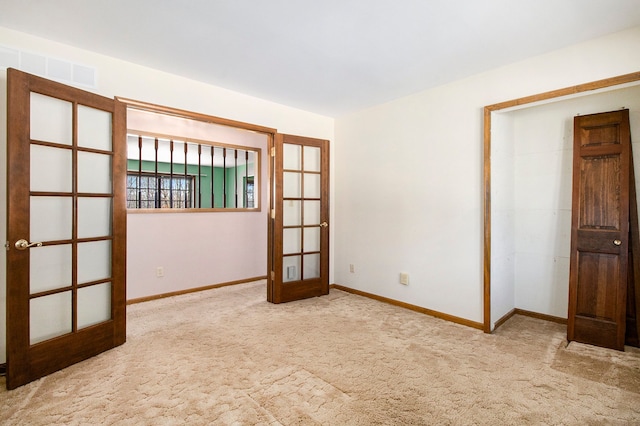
xmin=0 ymin=44 xmax=96 ymax=89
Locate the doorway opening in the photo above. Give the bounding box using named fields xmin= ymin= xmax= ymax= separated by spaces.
xmin=118 ymin=98 xmax=274 ymax=303
xmin=484 ymin=72 xmax=640 ymax=333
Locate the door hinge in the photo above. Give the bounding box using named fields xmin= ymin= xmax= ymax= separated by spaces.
xmin=271 ymin=271 xmax=275 ymax=280
xmin=271 ymin=209 xmax=275 ymax=219
xmin=271 ymin=146 xmax=275 ymax=157
xmin=5 ymin=241 xmax=9 ymax=251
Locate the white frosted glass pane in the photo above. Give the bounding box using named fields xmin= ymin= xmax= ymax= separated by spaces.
xmin=304 ymin=227 xmax=320 ymax=253
xmin=283 ymin=143 xmax=301 ymax=170
xmin=30 ymin=292 xmax=72 ymax=345
xmin=78 ymin=197 xmax=111 ymax=238
xmin=304 ymin=200 xmax=320 ymax=225
xmin=304 ymin=173 xmax=321 ymax=198
xmin=31 ymin=145 xmax=72 ymax=192
xmin=283 ymin=256 xmax=301 ymax=282
xmin=283 ymin=200 xmax=301 ymax=226
xmin=303 ymin=254 xmax=320 ymax=280
xmin=30 ymin=244 xmax=72 ymax=294
xmin=78 ymin=283 xmax=111 ymax=329
xmin=78 ymin=152 xmax=112 ymax=194
xmin=283 ymin=228 xmax=301 ymax=254
xmin=304 ymin=146 xmax=321 ymax=172
xmin=30 ymin=196 xmax=72 ymax=241
xmin=78 ymin=240 xmax=111 ymax=284
xmin=283 ymin=172 xmax=301 ymax=198
xmin=78 ymin=105 xmax=112 ymax=151
xmin=30 ymin=93 xmax=72 ymax=145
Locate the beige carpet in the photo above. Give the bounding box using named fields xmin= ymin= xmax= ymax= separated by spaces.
xmin=1 ymin=280 xmax=640 ymax=425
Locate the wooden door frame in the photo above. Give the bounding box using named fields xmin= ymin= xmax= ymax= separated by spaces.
xmin=483 ymin=71 xmax=640 ymax=333
xmin=115 ymin=98 xmax=278 ymax=300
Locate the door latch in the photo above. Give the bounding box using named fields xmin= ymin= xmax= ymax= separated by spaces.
xmin=14 ymin=239 xmax=43 ymax=250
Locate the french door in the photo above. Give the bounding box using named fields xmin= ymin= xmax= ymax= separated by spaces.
xmin=6 ymin=69 xmax=126 ymax=389
xmin=268 ymin=134 xmax=329 ymax=303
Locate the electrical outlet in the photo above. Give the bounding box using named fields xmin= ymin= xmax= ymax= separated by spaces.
xmin=399 ymin=273 xmax=409 ymax=285
xmin=349 ymin=264 xmax=355 ymax=273
xmin=156 ymin=267 xmax=164 ymax=278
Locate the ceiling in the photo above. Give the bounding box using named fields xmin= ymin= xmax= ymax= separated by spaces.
xmin=1 ymin=0 xmax=640 ymax=117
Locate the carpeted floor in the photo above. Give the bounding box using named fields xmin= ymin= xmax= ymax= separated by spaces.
xmin=1 ymin=280 xmax=639 ymax=425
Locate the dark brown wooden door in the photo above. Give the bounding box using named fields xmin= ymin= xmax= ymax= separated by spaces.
xmin=568 ymin=109 xmax=631 ymax=351
xmin=268 ymin=134 xmax=329 ymax=303
xmin=6 ymin=69 xmax=127 ymax=389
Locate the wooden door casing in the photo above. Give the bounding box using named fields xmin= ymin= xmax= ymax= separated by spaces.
xmin=568 ymin=109 xmax=631 ymax=351
xmin=6 ymin=69 xmax=127 ymax=389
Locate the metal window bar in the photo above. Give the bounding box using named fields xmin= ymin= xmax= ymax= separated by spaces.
xmin=170 ymin=140 xmax=174 ymax=208
xmin=245 ymin=150 xmax=249 ymax=208
xmin=211 ymin=145 xmax=216 ymax=208
xmin=198 ymin=144 xmax=202 ymax=208
xmin=128 ymin=134 xmax=257 ymax=210
xmin=184 ymin=142 xmax=188 ymax=208
xmin=223 ymin=147 xmax=227 ymax=208
xmin=154 ymin=138 xmax=159 ymax=208
xmin=235 ymin=149 xmax=238 ymax=208
xmin=137 ymin=136 xmax=143 ymax=208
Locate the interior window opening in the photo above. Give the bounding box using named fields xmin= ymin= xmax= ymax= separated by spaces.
xmin=126 ymin=133 xmax=259 ymax=210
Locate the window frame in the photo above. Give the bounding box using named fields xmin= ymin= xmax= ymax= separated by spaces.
xmin=127 ymin=171 xmax=195 ymax=209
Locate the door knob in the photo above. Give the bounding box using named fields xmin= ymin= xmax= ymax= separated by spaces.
xmin=613 ymin=239 xmax=622 ymax=246
xmin=319 ymin=222 xmax=328 ymax=228
xmin=15 ymin=239 xmax=42 ymax=250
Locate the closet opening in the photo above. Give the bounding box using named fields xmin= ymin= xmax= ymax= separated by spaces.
xmin=484 ymin=72 xmax=640 ymax=333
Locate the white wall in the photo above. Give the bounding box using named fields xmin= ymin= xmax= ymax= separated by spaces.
xmin=494 ymin=85 xmax=640 ymax=323
xmin=490 ymin=112 xmax=516 ymax=326
xmin=334 ymin=26 xmax=640 ymax=324
xmin=0 ymin=26 xmax=334 ymax=364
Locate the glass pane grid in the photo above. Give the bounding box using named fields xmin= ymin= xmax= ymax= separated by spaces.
xmin=281 ymin=143 xmax=325 ymax=282
xmin=28 ymin=94 xmax=117 ymax=347
xmin=77 ymin=146 xmax=115 ymax=155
